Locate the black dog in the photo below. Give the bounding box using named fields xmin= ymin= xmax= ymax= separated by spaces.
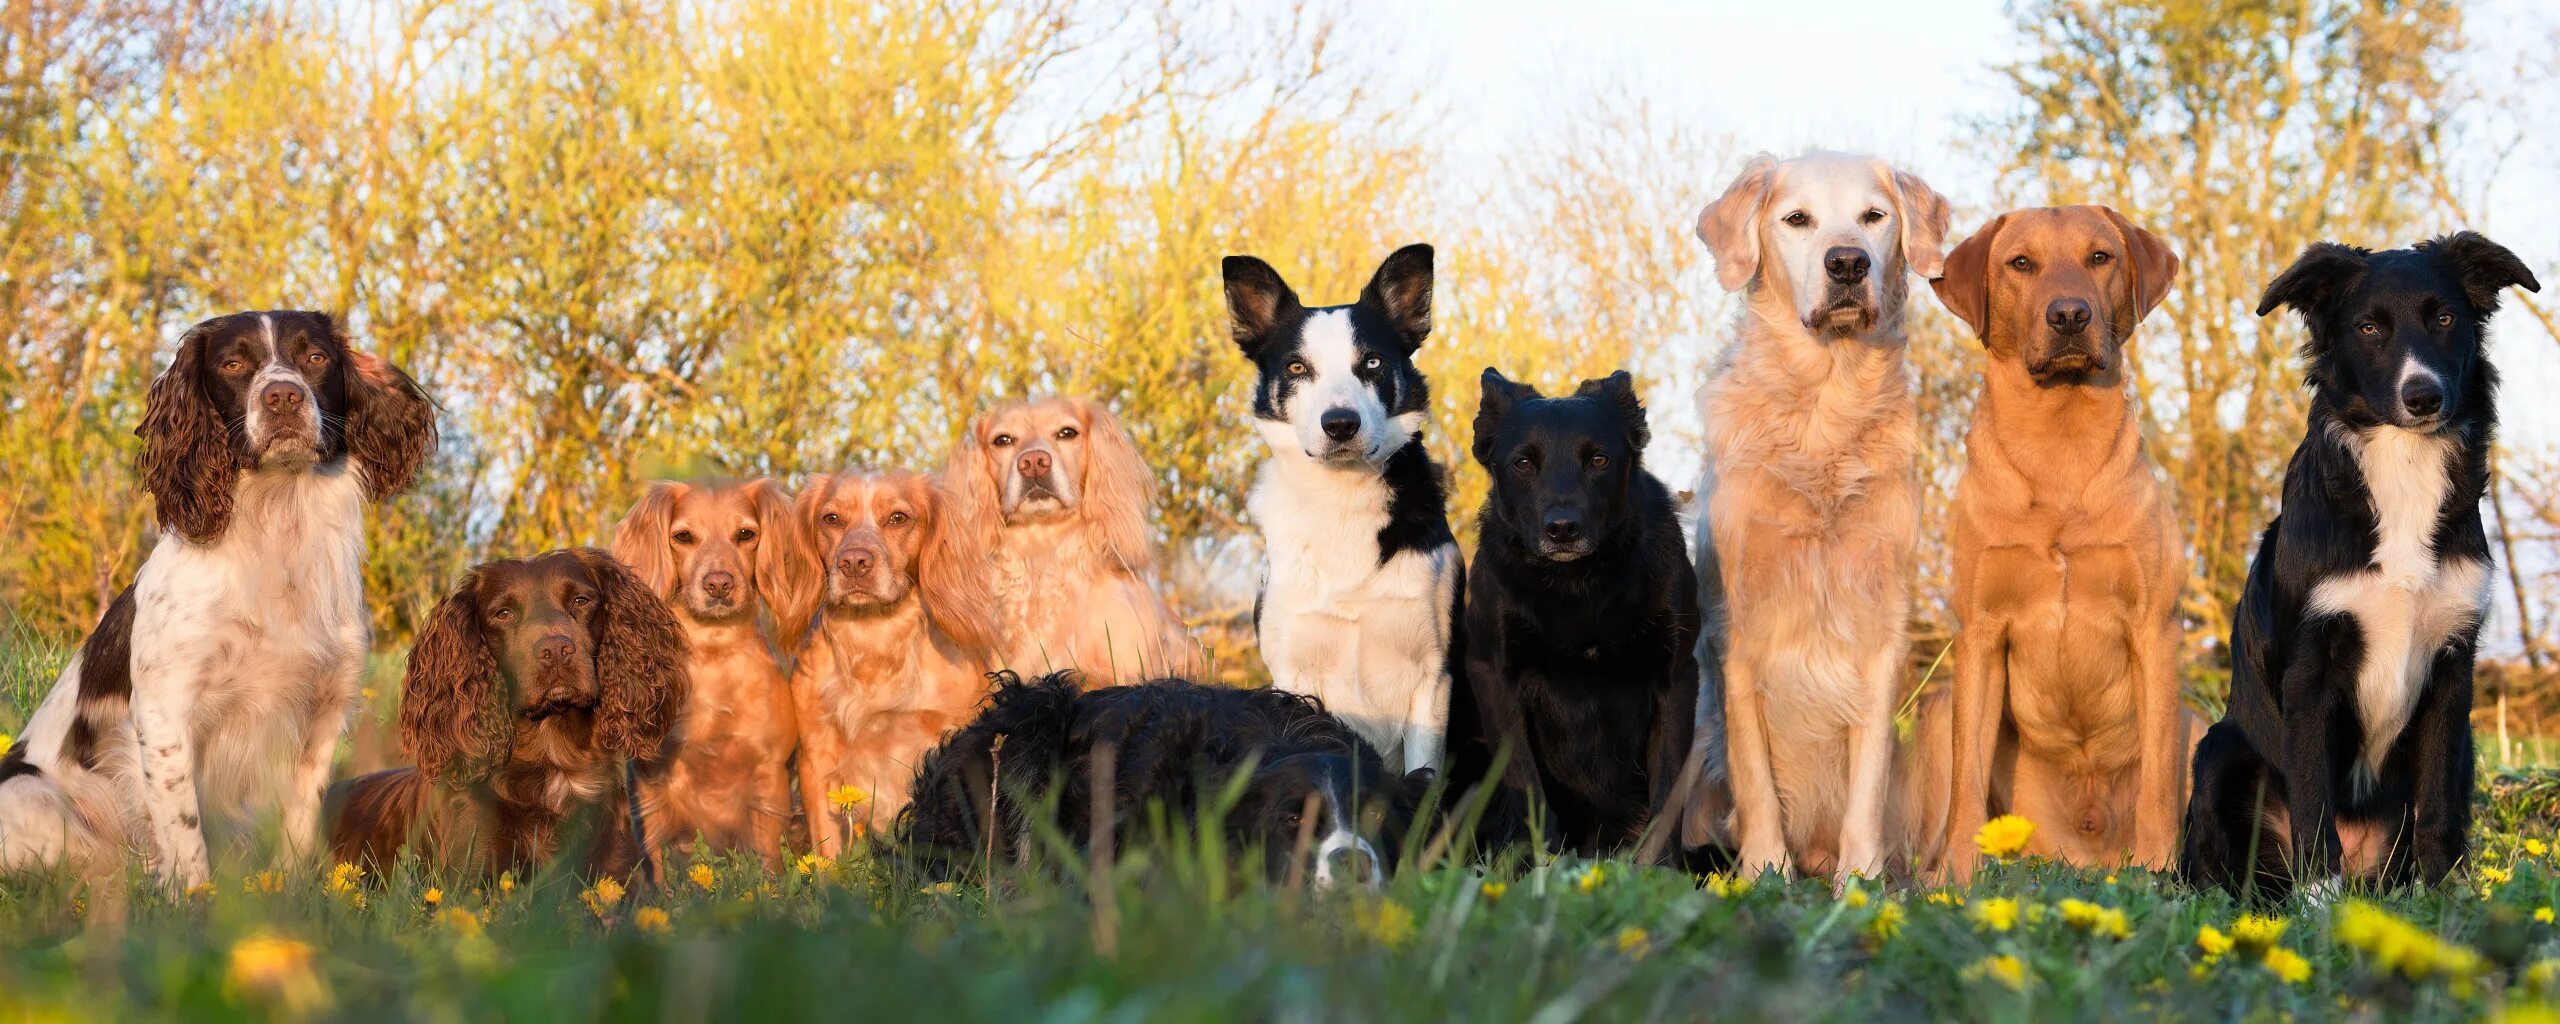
xmin=897 ymin=672 xmax=1434 ymax=888
xmin=1449 ymin=369 xmax=1698 ymax=856
xmin=2181 ymin=232 xmax=2539 ymax=898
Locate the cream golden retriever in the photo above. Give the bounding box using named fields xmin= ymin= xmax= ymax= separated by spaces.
xmin=1677 ymin=150 xmax=1949 ymax=884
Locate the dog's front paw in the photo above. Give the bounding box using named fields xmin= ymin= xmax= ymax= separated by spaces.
xmin=2295 ymin=875 xmax=2344 ymax=908
xmin=1736 ymin=840 xmax=1792 ymax=882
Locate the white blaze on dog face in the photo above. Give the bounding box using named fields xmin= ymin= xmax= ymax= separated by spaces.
xmin=239 ymin=313 xmax=328 ymax=466
xmin=1307 ymin=776 xmax=1384 ymax=890
xmin=1252 ymin=309 xmax=1421 ymax=468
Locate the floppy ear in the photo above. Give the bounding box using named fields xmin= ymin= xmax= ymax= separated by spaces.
xmin=1360 ymin=244 xmax=1436 ymax=351
xmin=938 ymin=412 xmax=1005 ymax=562
xmin=1931 ymin=214 xmax=2009 ymax=340
xmin=338 ymin=330 xmax=438 ymax=501
xmin=2097 ymin=206 xmax=2180 ymax=325
xmin=572 ymin=547 xmax=689 ymax=762
xmin=1574 ymin=371 xmax=1650 ymax=453
xmin=399 ymin=573 xmax=508 ymax=784
xmin=742 ymin=477 xmax=809 ymax=640
xmin=137 ymin=323 xmax=239 ymax=544
xmin=765 ymin=476 xmax=834 ymax=648
xmin=1471 ymin=367 xmax=1535 ymax=467
xmin=2255 ymin=242 xmax=2370 ymax=318
xmin=609 ymin=481 xmax=684 ymax=602
xmin=1884 ymin=166 xmax=1952 ymax=279
xmin=1698 ymin=154 xmax=1778 ymax=292
xmin=1222 ymin=256 xmax=1302 ymax=358
xmin=1072 ymin=399 xmax=1159 ymax=575
xmin=920 ymin=476 xmax=1001 ymax=656
xmin=2418 ymin=231 xmax=2542 ymax=315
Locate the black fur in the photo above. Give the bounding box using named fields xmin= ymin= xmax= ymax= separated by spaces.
xmin=2181 ymin=232 xmax=2539 ymax=898
xmin=1449 ymin=369 xmax=1698 ymax=856
xmin=897 ymin=672 xmax=1435 ymax=885
xmin=65 ymin=586 xmax=137 ymax=770
xmin=1376 ymin=440 xmax=1459 ymax=566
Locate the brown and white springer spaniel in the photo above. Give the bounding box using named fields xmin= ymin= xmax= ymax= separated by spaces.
xmin=0 ymin=311 xmax=435 ymax=889
xmin=326 ymin=548 xmax=688 ymax=879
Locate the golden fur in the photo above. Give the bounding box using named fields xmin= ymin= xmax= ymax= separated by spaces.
xmin=773 ymin=470 xmax=999 ymax=854
xmin=1678 ymin=151 xmax=1950 ymax=884
xmin=611 ymin=478 xmax=805 ymax=865
xmin=945 ymin=397 xmax=1206 ymax=684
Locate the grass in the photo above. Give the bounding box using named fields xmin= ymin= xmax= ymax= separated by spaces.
xmin=10 ymin=634 xmax=2560 ymax=1020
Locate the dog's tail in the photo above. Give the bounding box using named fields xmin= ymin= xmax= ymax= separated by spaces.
xmin=893 ymin=670 xmax=1081 ymax=875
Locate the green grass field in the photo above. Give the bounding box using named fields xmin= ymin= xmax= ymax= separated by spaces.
xmin=8 ymin=625 xmax=2560 ymax=1022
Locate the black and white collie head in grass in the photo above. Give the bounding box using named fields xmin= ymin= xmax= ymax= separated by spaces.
xmin=1222 ymin=243 xmax=1437 ymax=469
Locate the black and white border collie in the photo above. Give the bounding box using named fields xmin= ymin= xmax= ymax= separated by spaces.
xmin=2181 ymin=232 xmax=2539 ymax=899
xmin=1221 ymin=244 xmax=1463 ymax=775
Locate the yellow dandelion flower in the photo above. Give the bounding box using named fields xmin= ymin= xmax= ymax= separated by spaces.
xmin=795 ymin=853 xmax=826 ymax=877
xmin=2195 ymin=925 xmax=2235 ymax=964
xmin=226 ymin=933 xmax=327 ymax=1014
xmin=1354 ymin=899 xmax=1416 ymax=950
xmin=581 ymin=877 xmax=626 ymax=920
xmin=1973 ymin=814 xmax=2035 ymax=860
xmin=2334 ymin=899 xmax=2483 ymax=982
xmin=634 ymin=907 xmax=672 ymax=935
xmin=2540 ymin=907 xmax=2555 ymax=925
xmin=688 ymin=864 xmax=717 ymax=892
xmin=1963 ymin=953 xmax=2029 ymax=992
xmin=2486 ymin=847 xmax=2505 ymax=861
xmin=827 ymin=785 xmax=868 ymax=812
xmin=1575 ymin=864 xmax=1606 ymax=893
xmin=1702 ymin=872 xmax=1751 ymax=899
xmin=2263 ymin=946 xmax=2312 ymax=985
xmin=434 ymin=906 xmax=483 ymax=937
xmin=184 ymin=881 xmax=216 ymax=901
xmin=2490 ymin=1006 xmax=2560 ymax=1024
xmin=2527 ymin=958 xmax=2560 ymax=992
xmin=2230 ymin=914 xmax=2287 ymax=953
xmin=421 ymin=888 xmax=442 ymax=908
xmin=1842 ymin=887 xmax=1870 ymax=909
xmin=2057 ymin=898 xmax=2131 ymax=941
xmin=242 ymin=871 xmax=285 ymax=895
xmin=919 ymin=881 xmax=959 ymax=896
xmin=324 ymin=862 xmax=364 ymax=893
xmin=2482 ymin=865 xmax=2516 ymax=887
xmin=2103 ymin=873 xmax=2118 ymax=885
xmin=359 ymin=686 xmax=376 ymax=703
xmin=0 ymin=733 xmax=14 ymax=751
xmin=2529 ymin=838 xmax=2551 ymax=858
xmin=1867 ymin=901 xmax=1906 ymax=943
xmin=1616 ymin=926 xmax=1652 ymax=959
xmin=1479 ymin=881 xmax=1508 ymax=902
xmin=498 ymin=872 xmax=517 ymax=895
xmin=1925 ymin=889 xmax=1963 ymax=907
xmin=1968 ymin=896 xmax=2021 ymax=933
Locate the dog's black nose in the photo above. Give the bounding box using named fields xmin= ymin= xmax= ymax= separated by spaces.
xmin=1325 ymin=845 xmax=1377 ymax=883
xmin=2046 ymin=298 xmax=2093 ymax=335
xmin=260 ymin=380 xmax=306 ymax=414
xmin=1016 ymin=450 xmax=1051 ymax=478
xmin=1543 ymin=517 xmax=1582 ymax=544
xmin=1319 ymin=408 xmax=1361 ymax=442
xmin=1823 ymin=247 xmax=1870 ymax=284
xmin=702 ymin=571 xmax=737 ymax=600
xmin=534 ymin=635 xmax=576 ymax=665
xmin=2403 ymin=376 xmax=2444 ymax=419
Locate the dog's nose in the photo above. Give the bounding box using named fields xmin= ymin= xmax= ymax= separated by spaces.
xmin=1823 ymin=246 xmax=1870 ymax=284
xmin=2403 ymin=376 xmax=2444 ymax=419
xmin=2046 ymin=298 xmax=2094 ymax=335
xmin=1319 ymin=408 xmax=1361 ymax=442
xmin=1016 ymin=450 xmax=1052 ymax=478
xmin=260 ymin=380 xmax=306 ymax=414
xmin=533 ymin=634 xmax=576 ymax=665
xmin=1543 ymin=517 xmax=1583 ymax=544
xmin=1323 ymin=845 xmax=1378 ymax=884
xmin=702 ymin=571 xmax=737 ymax=600
xmin=836 ymin=548 xmax=877 ymax=578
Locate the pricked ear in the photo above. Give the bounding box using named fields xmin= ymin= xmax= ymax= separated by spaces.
xmin=1222 ymin=255 xmax=1301 ymax=357
xmin=399 ymin=573 xmax=507 ymax=784
xmin=742 ymin=477 xmax=808 ymax=643
xmin=2418 ymin=231 xmax=2542 ymax=315
xmin=2096 ymin=206 xmax=2180 ymax=324
xmin=1574 ymin=371 xmax=1650 ymax=453
xmin=1698 ymin=154 xmax=1778 ymax=292
xmin=1885 ymin=166 xmax=1952 ymax=279
xmin=137 ymin=323 xmax=239 ymax=543
xmin=2255 ymin=242 xmax=2370 ymax=318
xmin=1471 ymin=367 xmax=1537 ymax=467
xmin=609 ymin=481 xmax=685 ymax=601
xmin=572 ymin=547 xmax=690 ymax=763
xmin=1930 ymin=214 xmax=2009 ymax=340
xmin=1361 ymin=243 xmax=1436 ymax=350
xmin=338 ymin=329 xmax=438 ymax=501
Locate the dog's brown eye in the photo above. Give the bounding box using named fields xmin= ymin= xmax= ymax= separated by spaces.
xmin=672 ymin=530 xmax=696 ymax=545
xmin=305 ymin=351 xmax=328 ymax=365
xmin=1288 ymin=360 xmax=1309 ymax=376
xmin=821 ymin=512 xmax=843 ymax=526
xmin=571 ymin=593 xmax=592 ymax=607
xmin=735 ymin=528 xmax=756 ymax=543
xmin=1512 ymin=455 xmax=1532 ymax=471
xmin=1056 ymin=426 xmax=1079 ymax=440
xmin=2009 ymin=255 xmax=2033 ymax=271
xmin=2089 ymin=251 xmax=2111 ymax=265
xmin=1860 ymin=209 xmax=1886 ymax=224
xmin=886 ymin=511 xmax=910 ymax=526
xmin=1782 ymin=211 xmax=1810 ymax=227
xmin=990 ymin=433 xmax=1014 ymax=448
xmin=1587 ymin=454 xmax=1609 ymax=469
xmin=2437 ymin=312 xmax=2455 ymax=328
xmin=2359 ymin=322 xmax=2381 ymax=337
xmin=491 ymin=607 xmax=512 ymax=621
xmin=221 ymin=359 xmax=244 ymax=372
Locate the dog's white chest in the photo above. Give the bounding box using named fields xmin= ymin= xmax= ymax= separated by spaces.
xmin=2304 ymin=427 xmax=2487 ymax=778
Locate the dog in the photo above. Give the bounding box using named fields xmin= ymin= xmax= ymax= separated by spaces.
xmin=1676 ymin=151 xmax=1950 ymax=884
xmin=944 ymin=396 xmax=1207 ymax=684
xmin=0 ymin=311 xmax=435 ymax=888
xmin=1911 ymin=206 xmax=2187 ymax=877
xmin=326 ymin=548 xmax=688 ymax=879
xmin=897 ymin=672 xmax=1433 ymax=888
xmin=775 ymin=469 xmax=1000 ymax=853
xmin=610 ymin=478 xmax=806 ymax=865
xmin=2181 ymin=232 xmax=2539 ymax=899
xmin=1221 ymin=243 xmax=1463 ymax=775
xmin=1454 ymin=368 xmax=1697 ymax=856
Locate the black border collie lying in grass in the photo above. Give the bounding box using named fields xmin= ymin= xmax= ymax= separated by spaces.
xmin=897 ymin=672 xmax=1437 ymax=889
xmin=2182 ymin=232 xmax=2539 ymax=900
